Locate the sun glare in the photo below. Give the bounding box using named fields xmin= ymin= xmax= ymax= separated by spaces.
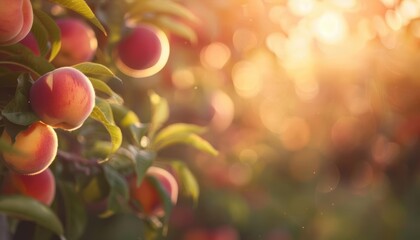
xmin=313 ymin=11 xmax=348 ymax=45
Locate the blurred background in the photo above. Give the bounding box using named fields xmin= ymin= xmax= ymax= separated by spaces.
xmin=125 ymin=0 xmax=420 ymax=239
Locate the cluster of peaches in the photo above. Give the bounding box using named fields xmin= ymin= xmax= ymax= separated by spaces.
xmin=0 ymin=0 xmax=177 ymax=218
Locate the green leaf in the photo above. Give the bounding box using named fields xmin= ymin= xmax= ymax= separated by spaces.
xmin=33 ymin=9 xmax=62 ymax=62
xmin=73 ymin=62 xmax=121 ymax=82
xmin=153 ymin=123 xmax=205 ymax=149
xmin=148 ymin=175 xmax=173 ymax=235
xmin=29 ymin=14 xmax=49 ymax=57
xmin=148 ymin=91 xmax=169 ymax=139
xmin=129 ymin=146 xmax=155 ymax=186
xmin=48 ymin=0 xmax=107 ymax=35
xmin=104 ymin=166 xmax=129 ymax=213
xmin=0 ymin=196 xmax=64 ymax=236
xmin=57 ymin=181 xmax=87 ymax=240
xmin=153 ymin=132 xmax=218 ymax=156
xmin=110 ymin=104 xmax=146 ymax=145
xmin=153 ymin=16 xmax=197 ymax=44
xmin=128 ymin=0 xmax=199 ymax=23
xmin=1 ymin=74 xmax=39 ymax=126
xmin=126 ymin=124 xmax=148 ymax=146
xmin=95 ymin=98 xmax=114 ymax=124
xmin=0 ymin=44 xmax=55 ymax=77
xmin=170 ymin=161 xmax=199 ymax=204
xmin=90 ymin=105 xmax=122 ymax=153
xmin=90 ymin=78 xmax=123 ymax=104
xmin=33 ymin=225 xmax=55 ymax=240
xmin=111 ymin=104 xmax=141 ymax=127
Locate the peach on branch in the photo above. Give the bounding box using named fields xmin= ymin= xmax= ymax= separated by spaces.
xmin=1 ymin=122 xmax=57 ymax=175
xmin=1 ymin=168 xmax=56 ymax=205
xmin=129 ymin=166 xmax=178 ymax=217
xmin=52 ymin=18 xmax=98 ymax=67
xmin=0 ymin=0 xmax=33 ymax=46
xmin=29 ymin=67 xmax=95 ymax=131
xmin=115 ymin=24 xmax=170 ymax=78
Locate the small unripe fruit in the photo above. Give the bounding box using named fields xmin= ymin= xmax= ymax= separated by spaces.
xmin=29 ymin=67 xmax=95 ymax=131
xmin=1 ymin=168 xmax=56 ymax=205
xmin=129 ymin=167 xmax=178 ymax=217
xmin=52 ymin=18 xmax=98 ymax=67
xmin=1 ymin=122 xmax=58 ymax=175
xmin=115 ymin=25 xmax=170 ymax=78
xmin=0 ymin=0 xmax=33 ymax=46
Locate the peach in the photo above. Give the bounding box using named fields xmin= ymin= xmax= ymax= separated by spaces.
xmin=52 ymin=18 xmax=98 ymax=67
xmin=1 ymin=122 xmax=57 ymax=175
xmin=0 ymin=0 xmax=33 ymax=46
xmin=129 ymin=166 xmax=178 ymax=217
xmin=115 ymin=24 xmax=170 ymax=78
xmin=1 ymin=168 xmax=55 ymax=205
xmin=29 ymin=67 xmax=95 ymax=131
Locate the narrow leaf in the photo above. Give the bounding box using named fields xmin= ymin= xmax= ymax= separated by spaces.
xmin=90 ymin=78 xmax=123 ymax=104
xmin=110 ymin=104 xmax=141 ymax=127
xmin=153 ymin=16 xmax=197 ymax=44
xmin=29 ymin=15 xmax=49 ymax=57
xmin=0 ymin=44 xmax=54 ymax=77
xmin=148 ymin=176 xmax=173 ymax=235
xmin=104 ymin=166 xmax=129 ymax=213
xmin=155 ymin=133 xmax=218 ymax=156
xmin=95 ymin=98 xmax=115 ymax=123
xmin=148 ymin=91 xmax=169 ymax=139
xmin=170 ymin=161 xmax=199 ymax=204
xmin=128 ymin=0 xmax=199 ymax=23
xmin=33 ymin=9 xmax=61 ymax=61
xmin=0 ymin=196 xmax=64 ymax=236
xmin=153 ymin=123 xmax=205 ymax=149
xmin=48 ymin=0 xmax=107 ymax=35
xmin=1 ymin=74 xmax=39 ymax=126
xmin=73 ymin=62 xmax=121 ymax=82
xmin=110 ymin=104 xmax=146 ymax=145
xmin=57 ymin=181 xmax=87 ymax=240
xmin=129 ymin=146 xmax=155 ymax=186
xmin=90 ymin=106 xmax=122 ymax=153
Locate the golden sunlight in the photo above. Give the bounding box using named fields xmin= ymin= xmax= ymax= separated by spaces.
xmin=313 ymin=10 xmax=348 ymax=45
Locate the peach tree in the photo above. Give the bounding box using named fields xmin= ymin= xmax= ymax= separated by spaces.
xmin=0 ymin=0 xmax=216 ymax=239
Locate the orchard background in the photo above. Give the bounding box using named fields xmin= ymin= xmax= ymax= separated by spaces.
xmin=1 ymin=0 xmax=420 ymax=239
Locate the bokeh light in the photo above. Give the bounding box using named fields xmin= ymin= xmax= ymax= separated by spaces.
xmin=313 ymin=10 xmax=348 ymax=45
xmin=232 ymin=61 xmax=262 ymax=98
xmin=158 ymin=0 xmax=420 ymax=239
xmin=200 ymin=42 xmax=231 ymax=69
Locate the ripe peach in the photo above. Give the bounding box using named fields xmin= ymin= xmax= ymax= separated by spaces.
xmin=29 ymin=67 xmax=95 ymax=131
xmin=1 ymin=122 xmax=58 ymax=175
xmin=52 ymin=18 xmax=98 ymax=67
xmin=115 ymin=25 xmax=170 ymax=78
xmin=0 ymin=0 xmax=33 ymax=46
xmin=129 ymin=166 xmax=178 ymax=217
xmin=1 ymin=168 xmax=55 ymax=205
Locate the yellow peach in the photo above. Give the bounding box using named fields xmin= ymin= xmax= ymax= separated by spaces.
xmin=1 ymin=122 xmax=57 ymax=175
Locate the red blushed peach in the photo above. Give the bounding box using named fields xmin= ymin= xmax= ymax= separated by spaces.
xmin=129 ymin=166 xmax=178 ymax=217
xmin=52 ymin=18 xmax=98 ymax=67
xmin=29 ymin=67 xmax=95 ymax=131
xmin=0 ymin=0 xmax=33 ymax=46
xmin=1 ymin=122 xmax=57 ymax=175
xmin=1 ymin=168 xmax=55 ymax=205
xmin=115 ymin=25 xmax=170 ymax=78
